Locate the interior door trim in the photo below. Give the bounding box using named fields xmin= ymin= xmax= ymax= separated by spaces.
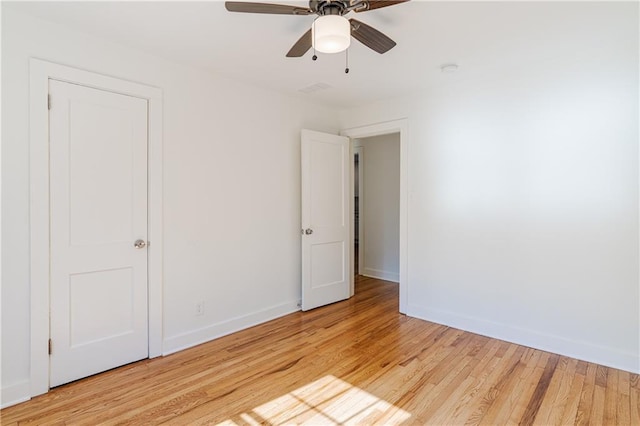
xmin=341 ymin=119 xmax=408 ymax=314
xmin=29 ymin=58 xmax=164 ymax=397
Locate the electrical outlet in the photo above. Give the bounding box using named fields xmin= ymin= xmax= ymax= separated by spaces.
xmin=195 ymin=301 xmax=205 ymax=316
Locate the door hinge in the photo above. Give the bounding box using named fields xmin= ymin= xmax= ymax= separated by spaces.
xmin=47 ymin=94 xmax=51 ymax=110
xmin=48 ymin=338 xmax=52 ymax=355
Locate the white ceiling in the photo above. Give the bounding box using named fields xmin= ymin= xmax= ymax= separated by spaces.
xmin=4 ymin=1 xmax=623 ymax=108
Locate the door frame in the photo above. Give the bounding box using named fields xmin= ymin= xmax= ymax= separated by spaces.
xmin=341 ymin=119 xmax=408 ymax=313
xmin=29 ymin=59 xmax=164 ymax=397
xmin=353 ymin=146 xmax=364 ymax=276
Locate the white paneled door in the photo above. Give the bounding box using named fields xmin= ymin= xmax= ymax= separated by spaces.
xmin=301 ymin=130 xmax=351 ymax=311
xmin=49 ymin=80 xmax=149 ymax=387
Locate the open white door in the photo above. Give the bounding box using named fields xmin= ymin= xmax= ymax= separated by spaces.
xmin=301 ymin=129 xmax=350 ymax=311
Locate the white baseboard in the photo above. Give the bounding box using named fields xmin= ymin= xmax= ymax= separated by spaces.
xmin=1 ymin=380 xmax=30 ymax=409
xmin=163 ymin=301 xmax=300 ymax=356
xmin=361 ymin=267 xmax=399 ymax=283
xmin=407 ymin=305 xmax=640 ymax=374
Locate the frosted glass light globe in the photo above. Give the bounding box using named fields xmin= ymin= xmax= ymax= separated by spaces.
xmin=312 ymin=15 xmax=351 ymax=54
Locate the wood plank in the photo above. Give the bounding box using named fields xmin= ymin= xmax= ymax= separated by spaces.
xmin=404 ymin=336 xmax=489 ymax=421
xmin=474 ymin=346 xmax=527 ymax=425
xmin=454 ymin=344 xmax=522 ymax=424
xmin=589 ymin=383 xmax=605 ymax=426
xmin=520 ymin=353 xmax=559 ymax=426
xmin=631 ymin=373 xmax=639 ymax=390
xmin=536 ymin=357 xmax=577 ymax=425
xmin=1 ymin=276 xmax=636 ymax=425
xmin=504 ymin=350 xmax=548 ymax=424
xmin=558 ymin=368 xmax=586 ymax=425
xmin=603 ymin=368 xmax=618 ymax=425
xmin=430 ymin=339 xmax=505 ymax=424
xmin=630 ymin=387 xmax=640 ymax=425
xmin=617 ymin=371 xmax=631 ymax=425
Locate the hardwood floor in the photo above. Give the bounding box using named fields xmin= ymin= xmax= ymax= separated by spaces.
xmin=2 ymin=276 xmax=638 ymax=425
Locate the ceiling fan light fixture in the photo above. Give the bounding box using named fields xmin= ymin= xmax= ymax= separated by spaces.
xmin=312 ymin=15 xmax=351 ymax=54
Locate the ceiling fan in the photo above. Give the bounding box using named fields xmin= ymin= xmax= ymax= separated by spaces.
xmin=225 ymin=0 xmax=409 ymax=58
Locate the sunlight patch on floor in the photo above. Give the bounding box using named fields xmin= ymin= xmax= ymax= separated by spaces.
xmin=218 ymin=375 xmax=411 ymax=424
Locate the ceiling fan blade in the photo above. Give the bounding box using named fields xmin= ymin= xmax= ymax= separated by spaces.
xmin=286 ymin=29 xmax=312 ymax=57
xmin=225 ymin=2 xmax=313 ymax=15
xmin=356 ymin=0 xmax=409 ymax=12
xmin=350 ymin=19 xmax=396 ymax=54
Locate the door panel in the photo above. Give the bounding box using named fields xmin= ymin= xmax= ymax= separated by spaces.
xmin=311 ymin=241 xmax=346 ymax=288
xmin=69 ymin=268 xmax=135 ymax=346
xmin=310 ymin=140 xmax=346 ymax=227
xmin=69 ymin=100 xmax=138 ymax=244
xmin=301 ymin=129 xmax=350 ymax=311
xmin=49 ymin=80 xmax=149 ymax=387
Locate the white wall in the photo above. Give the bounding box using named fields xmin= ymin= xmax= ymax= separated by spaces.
xmin=1 ymin=8 xmax=339 ymax=406
xmin=341 ymin=4 xmax=639 ymax=373
xmin=355 ymin=134 xmax=400 ymax=282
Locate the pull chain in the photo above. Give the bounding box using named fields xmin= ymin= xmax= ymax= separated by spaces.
xmin=312 ymin=19 xmax=318 ymax=61
xmin=345 ymin=48 xmax=349 ymax=73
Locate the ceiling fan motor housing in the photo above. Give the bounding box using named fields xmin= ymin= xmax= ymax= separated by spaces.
xmin=312 ymin=1 xmax=344 ymax=15
xmin=311 ymin=0 xmax=369 ymax=16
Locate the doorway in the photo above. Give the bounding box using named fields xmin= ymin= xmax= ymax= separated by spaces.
xmin=342 ymin=119 xmax=408 ymax=313
xmin=353 ymin=134 xmax=401 ymax=285
xmin=354 ymin=148 xmax=362 ymax=276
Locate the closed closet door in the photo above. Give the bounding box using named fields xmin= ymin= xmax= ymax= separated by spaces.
xmin=49 ymin=79 xmax=149 ymax=387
